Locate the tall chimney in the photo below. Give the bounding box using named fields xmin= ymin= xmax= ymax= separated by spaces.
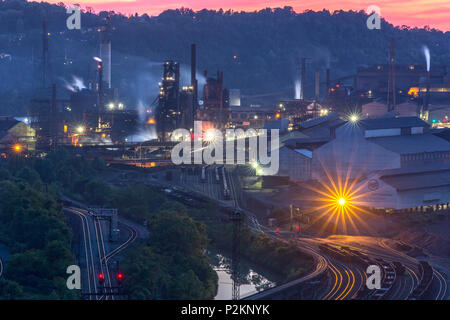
xmin=388 ymin=37 xmax=396 ymax=111
xmin=191 ymin=44 xmax=198 ymax=111
xmin=425 ymin=70 xmax=431 ymax=111
xmin=100 ymin=41 xmax=111 ymax=89
xmin=97 ymin=61 xmax=103 ymax=129
xmin=326 ymin=68 xmax=330 ymax=98
xmin=315 ymin=69 xmax=320 ymax=101
xmin=51 ymin=84 xmax=57 ymax=149
xmin=301 ymin=58 xmax=306 ymax=100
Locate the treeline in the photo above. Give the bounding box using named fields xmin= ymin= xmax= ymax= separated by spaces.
xmin=0 ymin=148 xmax=314 ymax=299
xmin=0 ymin=159 xmax=78 ymax=299
xmin=0 ymin=148 xmax=115 ymax=299
xmin=1 ymin=1 xmax=450 ymax=114
xmin=122 ymin=208 xmax=218 ymax=299
xmin=0 ymin=148 xmax=219 ymax=299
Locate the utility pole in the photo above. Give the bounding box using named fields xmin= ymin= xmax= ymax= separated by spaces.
xmin=230 ymin=210 xmax=242 ymax=300
xmin=301 ymin=58 xmax=306 ymax=100
xmin=290 ymin=204 xmax=294 ymax=232
xmin=387 ymin=37 xmax=396 ymax=111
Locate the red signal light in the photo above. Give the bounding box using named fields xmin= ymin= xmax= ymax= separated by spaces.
xmin=296 ymin=226 xmax=300 ymax=231
xmin=98 ymin=273 xmax=105 ymax=283
xmin=117 ymin=273 xmax=123 ymax=280
xmin=276 ymin=228 xmax=279 ymax=232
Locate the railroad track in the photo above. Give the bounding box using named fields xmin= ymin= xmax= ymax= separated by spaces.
xmin=378 ymin=239 xmax=447 ymax=300
xmin=66 ymin=207 xmax=139 ymax=300
xmin=66 ymin=207 xmax=98 ymax=300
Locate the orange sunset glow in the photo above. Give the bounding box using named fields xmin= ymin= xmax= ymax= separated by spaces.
xmin=48 ymin=0 xmax=450 ymax=31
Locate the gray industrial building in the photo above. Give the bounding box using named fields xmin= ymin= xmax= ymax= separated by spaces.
xmin=353 ymin=165 xmax=450 ymax=210
xmin=278 ymin=114 xmax=450 ymax=210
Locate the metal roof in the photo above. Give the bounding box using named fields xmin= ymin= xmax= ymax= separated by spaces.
xmin=359 ymin=117 xmax=429 ymax=130
xmin=294 ymin=149 xmax=312 ymax=158
xmin=380 ymin=164 xmax=450 ymax=176
xmin=298 ymin=112 xmax=340 ymax=129
xmin=381 ymin=169 xmax=450 ymax=191
xmin=0 ymin=117 xmax=19 ymax=132
xmin=369 ymin=134 xmax=450 ymax=154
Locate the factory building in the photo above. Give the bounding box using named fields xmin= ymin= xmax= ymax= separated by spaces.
xmin=155 ymin=44 xmax=198 ymax=140
xmin=229 ymin=106 xmax=278 ymax=128
xmin=413 ymin=75 xmax=450 ymax=127
xmin=196 ymin=71 xmax=230 ymax=129
xmin=362 ymin=100 xmax=419 ymax=118
xmin=353 ymin=165 xmax=450 ymax=210
xmin=355 ymin=64 xmax=447 ymax=94
xmin=0 ymin=117 xmax=36 ymax=153
xmin=278 ymin=115 xmax=450 ymax=210
xmin=156 ymin=61 xmax=181 ymax=141
xmin=229 ymin=89 xmax=241 ymax=107
xmin=311 ymin=117 xmax=450 ymax=181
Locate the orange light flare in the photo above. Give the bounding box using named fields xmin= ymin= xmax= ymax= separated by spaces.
xmin=147 ymin=117 xmax=156 ymax=125
xmin=13 ymin=144 xmax=22 ymax=152
xmin=303 ymin=163 xmax=376 ymax=235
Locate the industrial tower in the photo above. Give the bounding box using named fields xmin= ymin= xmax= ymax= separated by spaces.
xmin=156 ymin=61 xmax=181 ymax=141
xmin=230 ymin=210 xmax=242 ymax=300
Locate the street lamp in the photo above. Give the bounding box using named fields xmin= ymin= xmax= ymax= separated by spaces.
xmin=76 ymin=126 xmax=85 ymax=134
xmin=349 ymin=114 xmax=359 ymax=123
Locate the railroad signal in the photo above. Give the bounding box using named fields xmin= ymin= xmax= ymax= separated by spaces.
xmin=117 ymin=272 xmax=124 ymax=283
xmin=296 ymin=226 xmax=300 ymax=232
xmin=98 ymin=273 xmax=105 ymax=284
xmin=275 ymin=228 xmax=279 ymax=232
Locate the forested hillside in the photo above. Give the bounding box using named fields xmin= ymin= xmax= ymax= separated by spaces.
xmin=0 ymin=1 xmax=449 ymax=114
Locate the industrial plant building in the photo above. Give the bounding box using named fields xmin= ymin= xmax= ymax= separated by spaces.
xmin=277 ymin=114 xmax=450 ymax=210
xmin=0 ymin=117 xmax=36 ymax=153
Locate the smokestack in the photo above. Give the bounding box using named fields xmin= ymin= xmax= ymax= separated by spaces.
xmin=425 ymin=70 xmax=431 ymax=111
xmin=97 ymin=61 xmax=103 ymax=129
xmin=301 ymin=58 xmax=306 ymax=100
xmin=218 ymin=71 xmax=224 ymax=129
xmin=388 ymin=37 xmax=396 ymax=111
xmin=191 ymin=44 xmax=198 ymax=104
xmin=51 ymin=84 xmax=57 ymax=149
xmin=326 ymin=68 xmax=330 ymax=98
xmin=42 ymin=21 xmax=49 ymax=88
xmin=100 ymin=42 xmax=111 ymax=89
xmin=315 ymin=69 xmax=320 ymax=101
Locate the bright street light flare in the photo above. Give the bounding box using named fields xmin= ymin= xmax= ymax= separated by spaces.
xmin=349 ymin=114 xmax=359 ymax=123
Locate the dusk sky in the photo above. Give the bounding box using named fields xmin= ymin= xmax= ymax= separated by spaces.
xmin=47 ymin=0 xmax=450 ymax=31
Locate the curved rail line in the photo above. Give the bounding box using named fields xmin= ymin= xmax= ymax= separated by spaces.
xmin=67 ymin=208 xmax=98 ymax=300
xmin=67 ymin=207 xmax=139 ymax=300
xmin=378 ymin=239 xmax=447 ymax=300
